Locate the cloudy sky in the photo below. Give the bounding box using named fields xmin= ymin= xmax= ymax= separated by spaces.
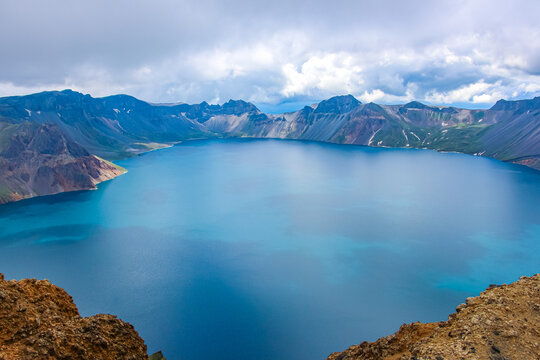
xmin=1 ymin=0 xmax=539 ymax=111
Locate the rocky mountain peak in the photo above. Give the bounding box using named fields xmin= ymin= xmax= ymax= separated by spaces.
xmin=221 ymin=99 xmax=259 ymax=114
xmin=314 ymin=95 xmax=361 ymax=114
xmin=402 ymin=101 xmax=428 ymax=109
xmin=490 ymin=97 xmax=540 ymax=112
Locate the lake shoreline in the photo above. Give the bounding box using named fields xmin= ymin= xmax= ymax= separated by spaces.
xmin=2 ymin=136 xmax=539 ymax=207
xmin=1 ymin=138 xmax=538 ymax=359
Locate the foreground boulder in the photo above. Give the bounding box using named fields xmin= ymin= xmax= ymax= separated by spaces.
xmin=1 ymin=272 xmax=537 ymax=359
xmin=327 ymin=274 xmax=540 ymax=360
xmin=0 ymin=273 xmax=149 ymax=360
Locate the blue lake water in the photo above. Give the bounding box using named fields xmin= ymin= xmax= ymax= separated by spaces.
xmin=0 ymin=139 xmax=539 ymax=360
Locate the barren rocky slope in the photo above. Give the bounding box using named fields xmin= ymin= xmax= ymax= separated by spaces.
xmin=327 ymin=274 xmax=540 ymax=360
xmin=0 ymin=273 xmax=153 ymax=360
xmin=206 ymin=95 xmax=540 ymax=171
xmin=0 ymin=122 xmax=125 ymax=204
xmin=1 ymin=91 xmax=539 ymax=205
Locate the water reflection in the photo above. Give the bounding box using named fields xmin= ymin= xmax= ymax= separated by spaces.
xmin=0 ymin=139 xmax=538 ymax=360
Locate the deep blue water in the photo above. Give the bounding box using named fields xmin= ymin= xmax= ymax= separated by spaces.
xmin=1 ymin=139 xmax=539 ymax=360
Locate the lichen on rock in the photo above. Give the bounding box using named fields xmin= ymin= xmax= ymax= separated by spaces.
xmin=327 ymin=274 xmax=540 ymax=360
xmin=0 ymin=273 xmax=150 ymax=360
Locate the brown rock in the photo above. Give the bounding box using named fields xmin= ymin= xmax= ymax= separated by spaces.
xmin=0 ymin=274 xmax=148 ymax=360
xmin=327 ymin=274 xmax=540 ymax=360
xmin=0 ymin=123 xmax=126 ymax=205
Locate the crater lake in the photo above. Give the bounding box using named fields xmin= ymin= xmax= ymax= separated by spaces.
xmin=0 ymin=139 xmax=539 ymax=360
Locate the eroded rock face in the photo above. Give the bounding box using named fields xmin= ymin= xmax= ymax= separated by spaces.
xmin=0 ymin=274 xmax=148 ymax=360
xmin=327 ymin=274 xmax=540 ymax=360
xmin=1 ymin=91 xmax=540 ymax=205
xmin=0 ymin=122 xmax=126 ymax=205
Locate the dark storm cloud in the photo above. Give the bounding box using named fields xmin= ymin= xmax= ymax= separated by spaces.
xmin=1 ymin=0 xmax=539 ymax=109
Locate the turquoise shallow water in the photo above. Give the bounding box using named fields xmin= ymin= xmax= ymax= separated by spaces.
xmin=0 ymin=139 xmax=539 ymax=360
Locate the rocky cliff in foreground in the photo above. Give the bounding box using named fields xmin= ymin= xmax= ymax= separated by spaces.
xmin=0 ymin=273 xmax=155 ymax=360
xmin=0 ymin=273 xmax=537 ymax=359
xmin=327 ymin=274 xmax=540 ymax=360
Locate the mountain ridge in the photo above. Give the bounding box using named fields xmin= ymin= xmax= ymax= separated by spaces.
xmin=0 ymin=90 xmax=539 ymax=204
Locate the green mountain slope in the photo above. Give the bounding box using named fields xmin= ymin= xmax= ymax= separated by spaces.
xmin=0 ymin=90 xmax=538 ymax=204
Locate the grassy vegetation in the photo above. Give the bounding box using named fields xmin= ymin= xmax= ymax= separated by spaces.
xmin=94 ymin=156 xmax=127 ymax=173
xmin=0 ymin=182 xmax=13 ymax=204
xmin=423 ymin=124 xmax=490 ymax=154
xmin=0 ymin=122 xmax=19 ymax=152
xmin=133 ymin=142 xmax=174 ymax=151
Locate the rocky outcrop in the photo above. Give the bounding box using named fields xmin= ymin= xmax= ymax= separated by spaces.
xmin=0 ymin=273 xmax=151 ymax=360
xmin=0 ymin=122 xmax=126 ymax=204
xmin=326 ymin=274 xmax=540 ymax=360
xmin=0 ymin=274 xmax=537 ymax=360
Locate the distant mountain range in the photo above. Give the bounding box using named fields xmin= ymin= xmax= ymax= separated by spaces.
xmin=1 ymin=90 xmax=539 ymax=204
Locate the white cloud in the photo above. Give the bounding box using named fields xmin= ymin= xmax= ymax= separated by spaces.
xmin=358 ymin=89 xmax=386 ymax=103
xmin=356 ymin=86 xmax=416 ymax=104
xmin=185 ymin=46 xmax=275 ymax=81
xmin=424 ymin=75 xmax=540 ymax=105
xmin=281 ymin=54 xmax=363 ymax=97
xmin=0 ymin=82 xmax=71 ymax=97
xmin=0 ymin=0 xmax=539 ymax=109
xmin=425 ymin=81 xmax=497 ymax=104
